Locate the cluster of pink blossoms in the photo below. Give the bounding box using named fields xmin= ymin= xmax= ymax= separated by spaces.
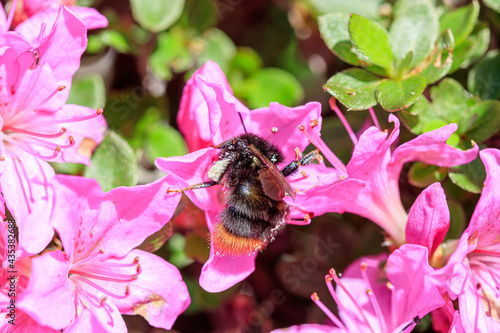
xmin=0 ymin=1 xmax=498 ymax=332
xmin=161 ymin=60 xmax=500 ymax=333
xmin=0 ymin=1 xmax=189 ymax=332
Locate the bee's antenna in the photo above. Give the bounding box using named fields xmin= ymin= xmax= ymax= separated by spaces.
xmin=238 ymin=112 xmax=248 ymax=134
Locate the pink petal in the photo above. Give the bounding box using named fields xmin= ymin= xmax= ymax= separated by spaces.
xmin=449 ymin=311 xmax=465 ymax=333
xmin=199 ymin=211 xmax=257 ymax=292
xmin=0 ymin=311 xmax=60 ymax=332
xmin=23 ymin=0 xmax=55 ymax=16
xmin=457 ymin=284 xmax=497 ymax=332
xmin=14 ymin=6 xmax=87 ymax=111
xmin=110 ymin=250 xmax=190 ymax=329
xmin=195 ymin=75 xmax=249 ymax=145
xmin=286 ymin=174 xmax=366 ymax=220
xmin=247 ymin=102 xmax=322 ymax=161
xmin=64 ymin=301 xmax=127 ymax=333
xmin=391 ymin=123 xmax=478 ymax=173
xmin=343 ymin=116 xmax=408 ymax=243
xmin=66 ymin=6 xmax=108 ymax=30
xmin=0 ymin=150 xmax=55 ymax=255
xmin=178 ymin=61 xmax=232 ymax=151
xmin=53 ymin=174 xmax=182 ymax=260
xmin=387 ymin=244 xmax=446 ymax=321
xmin=431 ymin=231 xmax=470 ymax=298
xmin=97 ymin=175 xmax=182 ymax=258
xmin=0 ymin=45 xmax=22 ymax=124
xmin=155 ymin=148 xmax=223 ymax=212
xmin=17 ymin=251 xmax=74 ymax=330
xmin=406 ymin=182 xmax=450 ymax=256
xmin=51 ymin=174 xmax=104 ymax=257
xmin=271 ymin=324 xmax=343 ymax=333
xmin=467 ymin=148 xmax=500 ymax=245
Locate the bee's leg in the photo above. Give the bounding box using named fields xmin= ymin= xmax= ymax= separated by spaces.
xmin=167 ymin=181 xmax=217 ymax=193
xmin=281 ymin=150 xmax=320 ymax=177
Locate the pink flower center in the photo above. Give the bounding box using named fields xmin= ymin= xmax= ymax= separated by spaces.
xmin=467 ymin=238 xmax=500 ymax=322
xmin=1 ymin=74 xmax=103 ymax=160
xmin=68 ymin=256 xmax=141 ymax=324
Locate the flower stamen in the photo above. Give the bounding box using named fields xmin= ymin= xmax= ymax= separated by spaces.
xmin=311 ymin=292 xmax=347 ymax=330
xmin=329 ymin=98 xmax=358 ymax=145
xmin=34 ymin=85 xmax=66 ymax=110
xmin=298 ymin=124 xmax=348 ymax=177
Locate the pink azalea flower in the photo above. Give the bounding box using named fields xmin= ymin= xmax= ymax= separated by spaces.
xmin=290 ymin=102 xmax=478 ymax=245
xmin=16 ymin=174 xmax=190 ymax=332
xmin=0 ymin=6 xmax=106 ymax=255
xmin=273 ymin=245 xmax=445 ymax=333
xmin=429 ymin=148 xmax=500 ymax=332
xmin=157 ymin=61 xmax=323 ymax=292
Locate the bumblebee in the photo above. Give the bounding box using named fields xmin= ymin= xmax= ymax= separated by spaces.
xmin=174 ymin=133 xmax=319 ymax=255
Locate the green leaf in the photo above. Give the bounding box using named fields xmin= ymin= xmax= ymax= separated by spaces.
xmin=145 ymin=123 xmax=187 ymax=163
xmin=235 ymin=68 xmax=304 ymax=108
xmin=445 ymin=199 xmax=466 ymax=240
xmin=483 ymin=0 xmax=500 ymax=13
xmin=408 ymin=162 xmax=447 ymax=188
xmin=230 ymin=47 xmax=263 ymax=76
xmin=323 ymin=68 xmax=383 ymax=110
xmin=194 ymin=28 xmax=237 ymax=72
xmin=448 ymin=155 xmax=486 ymax=193
xmin=464 ymin=100 xmax=500 ymax=142
xmin=399 ymin=97 xmax=431 ymax=134
xmin=99 ymin=30 xmax=131 ymax=53
xmin=182 ymin=0 xmax=217 ymax=31
xmin=376 ymin=76 xmax=426 ymax=111
xmin=50 ymin=162 xmax=85 ymax=175
xmin=136 ymin=222 xmax=173 ymax=253
xmin=395 ymin=51 xmax=414 ymax=77
xmin=348 ymin=14 xmax=393 ymax=71
xmin=308 ymin=0 xmax=383 ymax=20
xmin=439 ymin=1 xmax=479 ymax=46
xmin=449 ymin=25 xmax=489 ymax=73
xmin=166 ymin=234 xmax=194 ymax=269
xmin=418 ymin=29 xmax=454 ymax=84
xmin=84 ymin=131 xmax=138 ymax=192
xmin=389 ymin=0 xmax=439 ymax=69
xmin=468 ymin=50 xmax=500 ymax=100
xmin=318 ymin=13 xmax=360 ymax=65
xmin=130 ymin=0 xmax=185 ymax=33
xmin=429 ymin=78 xmax=470 ymax=129
xmin=67 ymin=74 xmax=106 ymax=110
xmin=149 ymin=28 xmax=193 ymax=81
xmin=184 ymin=232 xmax=210 ymax=262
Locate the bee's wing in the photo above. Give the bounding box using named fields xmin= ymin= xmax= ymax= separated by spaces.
xmin=248 ymin=144 xmax=295 ymax=201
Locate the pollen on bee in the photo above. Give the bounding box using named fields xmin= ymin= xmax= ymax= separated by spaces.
xmin=208 ymin=158 xmax=231 ymax=182
xmin=211 ymin=222 xmax=266 ymax=256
